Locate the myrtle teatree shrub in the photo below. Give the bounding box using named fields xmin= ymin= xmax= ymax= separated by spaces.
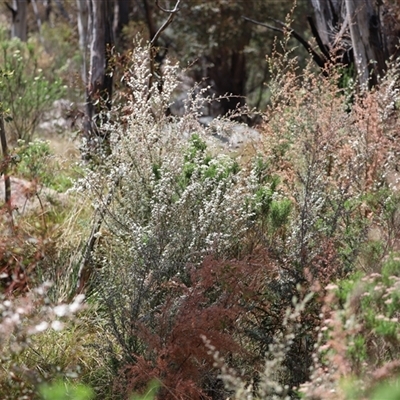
xmin=262 ymin=61 xmax=362 ymax=281
xmin=78 ymin=44 xmax=284 ymax=398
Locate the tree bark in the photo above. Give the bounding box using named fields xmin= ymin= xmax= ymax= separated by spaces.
xmin=345 ymin=0 xmax=369 ymax=86
xmin=0 ymin=106 xmax=13 ymax=229
xmin=84 ymin=0 xmax=114 ymax=145
xmin=76 ymin=0 xmax=89 ymax=83
xmin=89 ymin=0 xmax=105 ymax=96
xmin=31 ymin=0 xmax=43 ymax=42
xmin=10 ymin=0 xmax=27 ymax=41
xmin=143 ymin=0 xmax=157 ymax=41
xmin=54 ymin=0 xmax=71 ymax=21
xmin=44 ymin=0 xmax=52 ymax=22
xmin=114 ymin=0 xmax=131 ymax=40
xmin=345 ymin=0 xmax=386 ymax=87
xmin=310 ymin=0 xmax=387 ymax=87
xmin=310 ymin=0 xmax=343 ymax=49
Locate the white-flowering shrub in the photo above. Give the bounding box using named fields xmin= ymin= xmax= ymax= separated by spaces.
xmin=77 ymin=45 xmax=274 ymax=361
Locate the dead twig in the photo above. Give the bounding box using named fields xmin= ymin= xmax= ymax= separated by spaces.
xmin=155 ymin=0 xmax=181 ymax=15
xmin=148 ymin=0 xmax=181 ymax=92
xmin=242 ymin=15 xmax=327 ymax=69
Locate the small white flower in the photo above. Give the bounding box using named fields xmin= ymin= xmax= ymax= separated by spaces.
xmin=70 ymin=294 xmax=85 ymax=313
xmin=51 ymin=320 xmax=64 ymax=331
xmin=34 ymin=321 xmax=49 ymax=333
xmin=54 ymin=304 xmax=68 ymax=317
xmin=10 ymin=313 xmax=20 ymax=323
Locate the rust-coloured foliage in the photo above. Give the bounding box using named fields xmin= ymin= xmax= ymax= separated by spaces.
xmin=113 ymin=254 xmax=272 ymax=399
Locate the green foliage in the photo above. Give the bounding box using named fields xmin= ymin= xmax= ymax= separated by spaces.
xmin=39 ymin=381 xmax=94 ymax=400
xmin=13 ymin=139 xmax=73 ymax=192
xmin=336 ymin=272 xmax=363 ymax=304
xmin=360 ymin=258 xmax=400 ymax=339
xmin=0 ymin=36 xmax=65 ymax=142
xmin=39 ymin=379 xmax=159 ymax=400
xmin=250 ymin=157 xmax=280 ymax=218
xmin=245 ymin=155 xmax=293 ymax=246
xmin=337 ymin=256 xmax=400 ymax=342
xmin=270 ymin=198 xmax=292 ymax=229
xmin=306 ymin=254 xmax=400 ymax=398
xmin=371 ymin=380 xmax=400 ymax=400
xmin=181 ymin=134 xmax=240 ymax=187
xmin=14 ymin=138 xmax=51 ymax=178
xmin=338 ymin=376 xmax=400 ymax=400
xmin=39 ymin=22 xmax=83 ymax=99
xmin=347 ymin=334 xmax=367 ymax=365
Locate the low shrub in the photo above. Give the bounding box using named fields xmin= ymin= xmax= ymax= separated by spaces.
xmin=0 ymin=33 xmax=65 ymax=143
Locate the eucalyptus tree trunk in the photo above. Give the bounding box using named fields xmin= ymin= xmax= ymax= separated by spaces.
xmin=0 ymin=104 xmax=13 ymax=228
xmin=84 ymin=0 xmax=114 ymax=147
xmin=43 ymin=0 xmax=52 ymax=22
xmin=10 ymin=0 xmax=27 ymax=41
xmin=114 ymin=0 xmax=131 ymax=40
xmin=87 ymin=0 xmax=114 ymax=115
xmin=310 ymin=0 xmax=387 ymax=87
xmin=310 ymin=0 xmax=344 ymax=50
xmin=345 ymin=0 xmax=386 ymax=87
xmin=76 ymin=0 xmax=89 ymax=83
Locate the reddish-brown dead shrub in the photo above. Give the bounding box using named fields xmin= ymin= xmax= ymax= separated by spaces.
xmin=113 ymin=253 xmax=273 ymax=399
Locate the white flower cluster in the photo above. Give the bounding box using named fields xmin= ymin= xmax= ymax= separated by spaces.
xmin=79 ymin=45 xmax=260 ymax=319
xmin=0 ymin=283 xmax=85 ymax=348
